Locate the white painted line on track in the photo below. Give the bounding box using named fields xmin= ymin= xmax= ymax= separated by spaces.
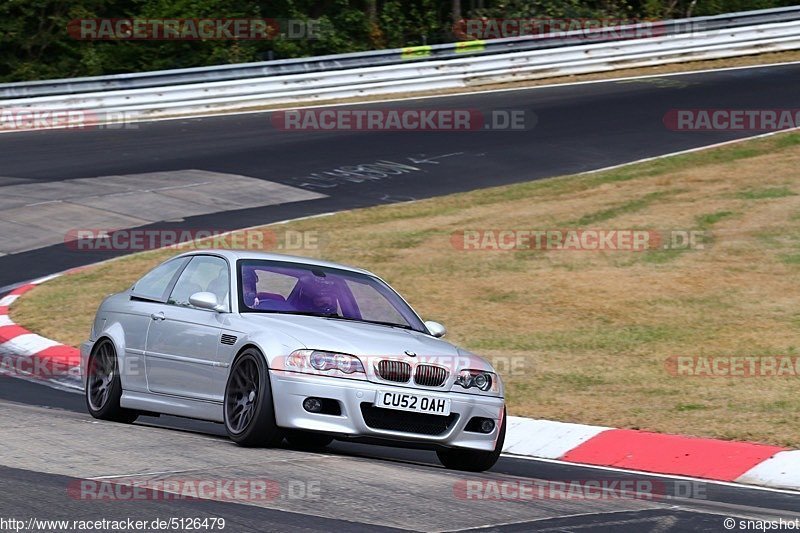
xmin=577 ymin=126 xmax=800 ymax=176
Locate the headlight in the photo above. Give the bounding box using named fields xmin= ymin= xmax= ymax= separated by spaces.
xmin=287 ymin=349 xmax=365 ymax=377
xmin=455 ymin=369 xmax=498 ymax=392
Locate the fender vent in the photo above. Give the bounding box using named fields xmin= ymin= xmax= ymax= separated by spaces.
xmin=220 ymin=334 xmax=237 ymax=346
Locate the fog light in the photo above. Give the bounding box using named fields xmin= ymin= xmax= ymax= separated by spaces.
xmin=465 ymin=416 xmax=497 ymax=433
xmin=303 ymin=397 xmax=323 ymax=413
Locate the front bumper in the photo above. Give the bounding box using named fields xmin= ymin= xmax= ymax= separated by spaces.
xmin=270 ymin=370 xmax=505 ymax=451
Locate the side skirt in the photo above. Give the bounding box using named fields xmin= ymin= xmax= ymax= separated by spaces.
xmin=121 ymin=390 xmax=224 ymax=423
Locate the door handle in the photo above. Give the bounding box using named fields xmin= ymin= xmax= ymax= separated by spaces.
xmin=150 ymin=311 xmax=165 ymax=321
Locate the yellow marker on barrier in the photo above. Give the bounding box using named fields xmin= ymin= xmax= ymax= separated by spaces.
xmin=401 ymin=45 xmax=432 ymax=60
xmin=455 ymin=40 xmax=485 ymax=53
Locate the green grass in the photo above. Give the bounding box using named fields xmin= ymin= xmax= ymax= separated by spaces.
xmin=696 ymin=210 xmax=738 ymax=228
xmin=737 ymin=187 xmax=796 ymax=200
xmin=780 ymin=253 xmax=800 ymax=265
xmin=674 ymin=403 xmax=709 ymax=412
xmin=564 ymin=191 xmax=677 ymax=226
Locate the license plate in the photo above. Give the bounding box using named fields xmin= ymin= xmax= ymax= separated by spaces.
xmin=375 ymin=391 xmax=451 ymax=416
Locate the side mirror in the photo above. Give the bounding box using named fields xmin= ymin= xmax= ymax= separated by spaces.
xmin=189 ymin=292 xmax=226 ymax=312
xmin=425 ymin=320 xmax=447 ymax=338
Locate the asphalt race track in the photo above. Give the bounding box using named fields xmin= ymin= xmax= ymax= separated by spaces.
xmin=2 ymin=62 xmax=800 ymax=288
xmin=1 ymin=63 xmax=800 ymax=531
xmin=0 ymin=378 xmax=799 ymax=532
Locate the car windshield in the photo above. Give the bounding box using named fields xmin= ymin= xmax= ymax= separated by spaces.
xmin=237 ymin=260 xmax=426 ymax=332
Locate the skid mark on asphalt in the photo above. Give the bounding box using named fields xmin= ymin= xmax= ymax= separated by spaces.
xmin=616 ymin=77 xmax=695 ymax=89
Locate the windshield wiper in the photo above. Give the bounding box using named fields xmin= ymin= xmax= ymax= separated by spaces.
xmin=355 ymin=318 xmax=414 ymax=330
xmin=259 ymin=310 xmax=414 ymax=330
xmin=326 ymin=315 xmax=415 ymax=330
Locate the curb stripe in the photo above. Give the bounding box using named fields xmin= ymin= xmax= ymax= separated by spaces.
xmin=2 ymin=333 xmax=61 ymax=354
xmin=736 ymin=450 xmax=800 ymax=490
xmin=504 ymin=417 xmax=610 ymax=459
xmin=561 ymin=429 xmax=787 ymax=481
xmin=0 ymin=324 xmax=29 ymax=343
xmin=35 ymin=345 xmax=81 ymax=366
xmin=9 ymin=285 xmax=35 ymax=296
xmin=0 ymin=295 xmax=19 ymax=307
xmin=0 ymin=278 xmax=80 ymax=389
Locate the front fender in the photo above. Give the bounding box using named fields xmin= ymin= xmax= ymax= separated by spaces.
xmin=89 ymin=321 xmax=132 ymax=387
xmin=228 ymin=329 xmax=306 ymax=371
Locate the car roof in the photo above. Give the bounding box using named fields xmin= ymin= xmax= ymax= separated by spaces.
xmin=174 ymin=249 xmax=373 ymax=276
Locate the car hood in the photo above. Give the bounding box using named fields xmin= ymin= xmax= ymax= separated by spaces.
xmin=240 ymin=313 xmax=497 ymax=389
xmin=242 ymin=313 xmax=460 ymax=357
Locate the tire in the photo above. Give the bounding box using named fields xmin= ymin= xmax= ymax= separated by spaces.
xmin=224 ymin=348 xmax=284 ymax=447
xmin=437 ymin=407 xmax=506 ymax=472
xmin=85 ymin=339 xmax=138 ymax=424
xmin=285 ymin=430 xmax=334 ymax=450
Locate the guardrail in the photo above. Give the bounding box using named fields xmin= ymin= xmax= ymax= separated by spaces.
xmin=2 ymin=7 xmax=800 ymax=122
xmin=1 ymin=5 xmax=800 ymax=99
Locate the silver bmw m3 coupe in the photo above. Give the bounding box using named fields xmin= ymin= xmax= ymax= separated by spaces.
xmin=81 ymin=250 xmax=506 ymax=471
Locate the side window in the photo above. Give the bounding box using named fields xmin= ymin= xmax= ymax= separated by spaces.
xmin=131 ymin=258 xmax=188 ymax=302
xmin=169 ymin=256 xmax=229 ymax=309
xmin=345 ymin=279 xmax=405 ymax=324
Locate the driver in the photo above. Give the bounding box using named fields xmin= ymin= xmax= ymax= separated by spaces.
xmin=242 ymin=268 xmax=260 ymax=308
xmin=303 ymin=276 xmax=338 ymax=315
